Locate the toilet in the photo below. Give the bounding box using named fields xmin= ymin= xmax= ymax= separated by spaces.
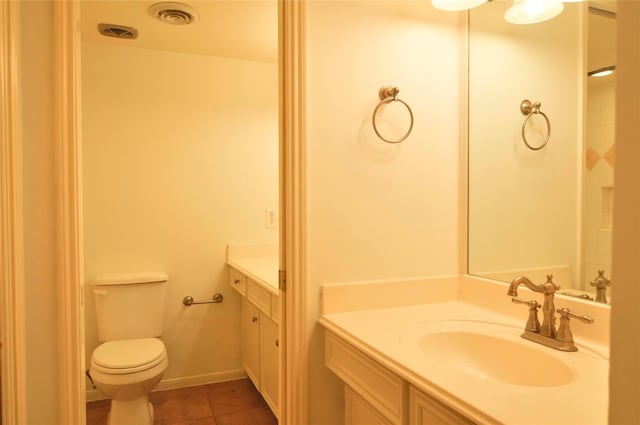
xmin=89 ymin=272 xmax=169 ymax=425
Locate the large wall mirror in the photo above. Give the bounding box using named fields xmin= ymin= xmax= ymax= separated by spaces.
xmin=467 ymin=0 xmax=616 ymax=303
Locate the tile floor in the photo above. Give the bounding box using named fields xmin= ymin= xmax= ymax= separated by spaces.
xmin=86 ymin=378 xmax=277 ymax=425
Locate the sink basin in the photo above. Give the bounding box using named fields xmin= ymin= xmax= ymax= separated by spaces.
xmin=399 ymin=320 xmax=574 ymax=387
xmin=418 ymin=330 xmax=574 ymax=387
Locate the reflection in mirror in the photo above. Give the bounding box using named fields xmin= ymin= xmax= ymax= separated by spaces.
xmin=467 ymin=1 xmax=615 ymax=303
xmin=583 ymin=3 xmax=616 ymax=302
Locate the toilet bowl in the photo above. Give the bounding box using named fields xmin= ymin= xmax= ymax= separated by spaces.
xmin=90 ymin=272 xmax=169 ymax=425
xmin=90 ymin=338 xmax=168 ymax=425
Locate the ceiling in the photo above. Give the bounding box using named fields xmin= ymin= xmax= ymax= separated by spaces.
xmin=80 ymin=0 xmax=278 ymax=63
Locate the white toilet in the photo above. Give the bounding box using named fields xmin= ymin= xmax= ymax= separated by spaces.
xmin=89 ymin=272 xmax=169 ymax=425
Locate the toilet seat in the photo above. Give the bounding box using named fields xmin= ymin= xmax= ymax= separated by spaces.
xmin=91 ymin=338 xmax=166 ymax=375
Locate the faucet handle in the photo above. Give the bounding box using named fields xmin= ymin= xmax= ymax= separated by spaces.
xmin=512 ymin=297 xmax=541 ymax=332
xmin=555 ymin=307 xmax=594 ymax=351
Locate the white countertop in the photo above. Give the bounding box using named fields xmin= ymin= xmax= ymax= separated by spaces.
xmin=319 ymin=284 xmax=609 ymax=425
xmin=226 ymin=243 xmax=279 ymax=295
xmin=227 ymin=256 xmax=279 ymax=294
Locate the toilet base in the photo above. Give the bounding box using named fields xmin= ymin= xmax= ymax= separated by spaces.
xmin=107 ymin=398 xmax=154 ymax=425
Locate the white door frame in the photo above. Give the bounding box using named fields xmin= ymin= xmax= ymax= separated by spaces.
xmin=49 ymin=1 xmax=309 ymax=424
xmin=53 ymin=2 xmax=86 ymax=424
xmin=281 ymin=1 xmax=308 ymax=424
xmin=0 ymin=1 xmax=27 ymax=423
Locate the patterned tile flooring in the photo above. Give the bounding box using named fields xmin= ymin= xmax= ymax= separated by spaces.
xmin=86 ymin=378 xmax=277 ymax=425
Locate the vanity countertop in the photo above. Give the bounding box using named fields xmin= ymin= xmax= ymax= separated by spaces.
xmin=318 ymin=276 xmax=609 ymax=425
xmin=226 ymin=244 xmax=278 ymax=294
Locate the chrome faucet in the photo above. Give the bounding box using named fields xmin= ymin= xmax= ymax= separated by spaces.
xmin=508 ymin=275 xmax=560 ymax=337
xmin=590 ymin=269 xmax=610 ymax=304
xmin=508 ymin=275 xmax=593 ymax=352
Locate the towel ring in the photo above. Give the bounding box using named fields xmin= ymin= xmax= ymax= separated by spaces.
xmin=372 ymin=86 xmax=414 ymax=144
xmin=520 ymin=99 xmax=551 ymax=151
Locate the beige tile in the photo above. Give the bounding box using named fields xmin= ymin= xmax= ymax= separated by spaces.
xmin=207 ymin=380 xmax=267 ymax=417
xmin=586 ymin=147 xmax=600 ymax=170
xmin=155 ymin=394 xmax=213 ymax=424
xmin=214 ymin=407 xmax=277 ymax=425
xmin=151 ymin=385 xmax=208 ymax=402
xmin=86 ymin=399 xmax=110 ymax=425
xmin=603 ymin=144 xmax=616 ymax=168
xmin=86 ymin=379 xmax=270 ymax=425
xmin=162 ymin=417 xmax=218 ymax=425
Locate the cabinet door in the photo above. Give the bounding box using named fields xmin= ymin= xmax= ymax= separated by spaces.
xmin=241 ymin=298 xmax=261 ymax=389
xmin=345 ymin=385 xmax=393 ymax=425
xmin=260 ymin=314 xmax=279 ymax=417
xmin=410 ymin=386 xmax=474 ymax=425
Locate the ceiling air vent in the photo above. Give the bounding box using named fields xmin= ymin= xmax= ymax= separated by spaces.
xmin=148 ymin=2 xmax=199 ymax=25
xmin=97 ymin=23 xmax=138 ymax=40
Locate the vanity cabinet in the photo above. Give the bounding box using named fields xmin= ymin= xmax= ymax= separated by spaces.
xmin=260 ymin=311 xmax=279 ymax=412
xmin=240 ymin=298 xmax=261 ymax=386
xmin=409 ymin=386 xmax=474 ymax=425
xmin=345 ymin=385 xmax=394 ymax=425
xmin=230 ymin=266 xmax=279 ymax=418
xmin=325 ymin=330 xmax=473 ymax=425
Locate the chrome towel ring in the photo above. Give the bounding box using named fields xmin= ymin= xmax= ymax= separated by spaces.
xmin=520 ymin=99 xmax=551 ymax=151
xmin=372 ymin=86 xmax=414 ymax=144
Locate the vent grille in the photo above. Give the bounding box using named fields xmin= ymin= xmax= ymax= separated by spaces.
xmin=148 ymin=2 xmax=199 ymax=25
xmin=98 ymin=23 xmax=138 ymax=39
xmin=154 ymin=8 xmax=195 ymax=25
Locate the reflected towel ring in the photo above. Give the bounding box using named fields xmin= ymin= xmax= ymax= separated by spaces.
xmin=520 ymin=99 xmax=551 ymax=151
xmin=372 ymin=86 xmax=414 ymax=144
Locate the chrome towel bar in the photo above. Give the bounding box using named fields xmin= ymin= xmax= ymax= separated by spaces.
xmin=183 ymin=293 xmax=223 ymax=306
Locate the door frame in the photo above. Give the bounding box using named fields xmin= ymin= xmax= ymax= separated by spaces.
xmin=280 ymin=1 xmax=308 ymax=424
xmin=51 ymin=1 xmax=309 ymax=424
xmin=0 ymin=1 xmax=27 ymax=423
xmin=53 ymin=2 xmax=86 ymax=424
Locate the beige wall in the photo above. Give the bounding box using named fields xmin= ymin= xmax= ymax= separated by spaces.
xmin=609 ymin=1 xmax=640 ymax=423
xmin=306 ymin=2 xmax=463 ymax=423
xmin=10 ymin=1 xmax=640 ymax=424
xmin=18 ymin=1 xmax=60 ymax=423
xmin=82 ymin=42 xmax=278 ymax=385
xmin=467 ymin=2 xmax=583 ymax=288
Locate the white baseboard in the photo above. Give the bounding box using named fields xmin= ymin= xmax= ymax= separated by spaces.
xmin=86 ymin=369 xmax=248 ymax=402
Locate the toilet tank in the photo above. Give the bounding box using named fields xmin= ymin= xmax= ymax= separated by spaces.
xmin=92 ymin=272 xmax=168 ymax=342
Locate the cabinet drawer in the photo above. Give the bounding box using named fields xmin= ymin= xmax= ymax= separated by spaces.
xmin=229 ymin=267 xmax=247 ymax=295
xmin=325 ymin=331 xmax=404 ymax=425
xmin=247 ymin=279 xmax=271 ymax=315
xmin=410 ymin=386 xmax=474 ymax=425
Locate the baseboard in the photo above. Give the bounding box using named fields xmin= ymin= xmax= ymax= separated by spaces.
xmin=86 ymin=369 xmax=248 ymax=402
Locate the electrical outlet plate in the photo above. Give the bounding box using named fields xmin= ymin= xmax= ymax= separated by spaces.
xmin=265 ymin=209 xmax=278 ymax=228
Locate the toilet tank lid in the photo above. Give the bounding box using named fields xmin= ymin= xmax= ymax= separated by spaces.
xmin=92 ymin=272 xmax=169 ymax=286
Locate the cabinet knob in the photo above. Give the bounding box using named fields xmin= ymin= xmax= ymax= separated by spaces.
xmin=252 ymin=316 xmax=258 ymax=323
xmin=234 ymin=278 xmax=241 ymax=284
xmin=275 ymin=339 xmax=280 ymax=347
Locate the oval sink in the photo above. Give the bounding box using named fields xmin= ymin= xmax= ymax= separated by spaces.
xmin=418 ymin=330 xmax=574 ymax=387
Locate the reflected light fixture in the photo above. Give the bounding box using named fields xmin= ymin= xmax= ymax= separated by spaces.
xmin=588 ymin=65 xmax=616 ymax=77
xmin=431 ymin=0 xmax=488 ymax=11
xmin=504 ymin=0 xmax=564 ymax=24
